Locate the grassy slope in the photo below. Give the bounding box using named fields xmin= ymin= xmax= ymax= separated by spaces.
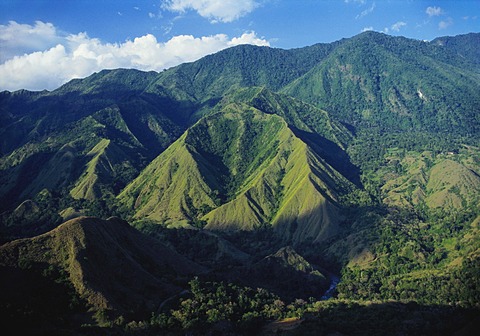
xmin=118 ymin=131 xmax=220 ymax=225
xmin=120 ymin=100 xmax=356 ymax=242
xmin=70 ymin=138 xmax=125 ymax=200
xmin=203 ymin=118 xmax=347 ymax=244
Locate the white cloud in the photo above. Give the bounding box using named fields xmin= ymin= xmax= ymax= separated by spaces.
xmin=356 ymin=2 xmax=376 ymax=19
xmin=0 ymin=45 xmax=71 ymax=91
xmin=0 ymin=21 xmax=63 ymax=62
xmin=162 ymin=0 xmax=259 ymax=23
xmin=345 ymin=0 xmax=366 ymax=4
xmin=0 ymin=22 xmax=270 ymax=92
xmin=439 ymin=17 xmax=453 ymax=30
xmin=361 ymin=26 xmax=373 ymax=32
xmin=426 ymin=6 xmax=444 ymax=17
xmin=391 ymin=21 xmax=406 ymax=32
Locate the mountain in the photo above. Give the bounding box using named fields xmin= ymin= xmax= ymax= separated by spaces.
xmin=0 ymin=31 xmax=479 ymax=333
xmin=431 ymin=32 xmax=480 ymax=66
xmin=1 ymin=32 xmax=479 ymax=212
xmin=0 ymin=70 xmax=186 ymax=210
xmin=283 ymin=32 xmax=480 ymax=135
xmin=146 ymin=42 xmax=340 ymax=103
xmin=119 ymin=88 xmax=357 ymax=242
xmin=0 ymin=69 xmax=157 ymax=154
xmin=0 ymin=216 xmax=204 ymax=325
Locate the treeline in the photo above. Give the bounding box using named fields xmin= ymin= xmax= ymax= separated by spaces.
xmin=348 ymin=130 xmax=464 ymax=174
xmin=126 ymin=277 xmax=306 ymax=334
xmin=117 ymin=277 xmax=479 ymax=335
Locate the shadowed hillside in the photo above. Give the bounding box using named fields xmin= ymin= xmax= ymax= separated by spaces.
xmin=0 ymin=216 xmax=204 ymax=323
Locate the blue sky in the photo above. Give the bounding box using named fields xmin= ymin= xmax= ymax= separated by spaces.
xmin=1 ymin=0 xmax=479 ymax=91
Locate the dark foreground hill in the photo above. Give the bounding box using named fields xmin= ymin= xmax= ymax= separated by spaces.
xmin=0 ymin=216 xmax=204 ymax=331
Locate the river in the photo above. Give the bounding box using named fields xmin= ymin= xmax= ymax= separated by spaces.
xmin=321 ymin=274 xmax=340 ymax=300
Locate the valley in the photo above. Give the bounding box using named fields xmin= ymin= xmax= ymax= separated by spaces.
xmin=0 ymin=31 xmax=479 ymax=335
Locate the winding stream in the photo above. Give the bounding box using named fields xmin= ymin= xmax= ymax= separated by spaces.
xmin=321 ymin=274 xmax=340 ymax=300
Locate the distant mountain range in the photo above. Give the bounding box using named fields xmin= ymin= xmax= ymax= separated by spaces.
xmin=1 ymin=31 xmax=479 ymax=334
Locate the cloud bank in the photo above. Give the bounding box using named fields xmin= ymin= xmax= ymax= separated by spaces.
xmin=0 ymin=21 xmax=63 ymax=62
xmin=162 ymin=0 xmax=259 ymax=23
xmin=0 ymin=21 xmax=269 ymax=92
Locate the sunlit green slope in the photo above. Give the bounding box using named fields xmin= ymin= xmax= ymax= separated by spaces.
xmin=120 ymin=99 xmax=356 ymax=242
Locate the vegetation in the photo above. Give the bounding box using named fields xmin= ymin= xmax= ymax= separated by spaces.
xmin=156 ymin=278 xmax=285 ymax=333
xmin=118 ymin=98 xmax=356 ymax=241
xmin=337 ymin=207 xmax=480 ymax=304
xmin=0 ymin=31 xmax=479 ymax=335
xmin=107 ymin=278 xmax=480 ymax=335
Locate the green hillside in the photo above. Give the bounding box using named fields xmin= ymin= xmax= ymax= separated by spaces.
xmin=70 ymin=138 xmax=125 ymax=200
xmin=381 ymin=149 xmax=480 ymax=211
xmin=119 ymin=94 xmax=357 ymax=242
xmin=2 ymin=32 xmax=479 ymax=212
xmin=148 ymin=42 xmax=339 ymax=103
xmin=431 ymin=32 xmax=480 ymax=66
xmin=0 ymin=91 xmax=184 ymax=210
xmin=214 ymin=87 xmax=360 ymax=183
xmin=118 ymin=130 xmax=220 ymax=226
xmin=283 ymin=32 xmax=480 ymax=135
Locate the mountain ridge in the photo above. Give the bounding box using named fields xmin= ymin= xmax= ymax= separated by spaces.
xmin=0 ymin=31 xmax=479 ymax=334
